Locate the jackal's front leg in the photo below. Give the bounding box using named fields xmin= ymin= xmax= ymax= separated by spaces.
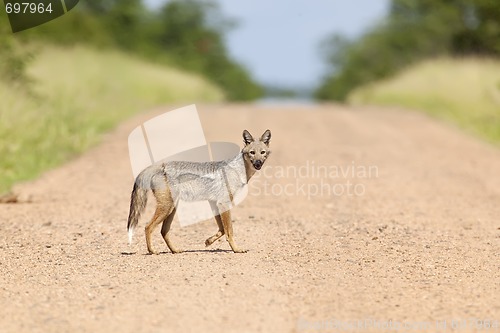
xmin=206 ymin=202 xmax=225 ymax=247
xmin=220 ymin=209 xmax=247 ymax=253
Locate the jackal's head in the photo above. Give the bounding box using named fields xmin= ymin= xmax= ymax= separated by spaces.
xmin=242 ymin=129 xmax=271 ymax=171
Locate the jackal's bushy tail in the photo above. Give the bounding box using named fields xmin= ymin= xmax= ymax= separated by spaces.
xmin=127 ymin=164 xmax=164 ymax=244
xmin=127 ymin=183 xmax=148 ymax=245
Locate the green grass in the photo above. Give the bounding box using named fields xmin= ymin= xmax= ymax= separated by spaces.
xmin=0 ymin=45 xmax=224 ymax=194
xmin=349 ymin=58 xmax=500 ymax=145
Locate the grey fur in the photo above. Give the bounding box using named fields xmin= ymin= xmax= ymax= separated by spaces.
xmin=127 ymin=129 xmax=272 ymax=249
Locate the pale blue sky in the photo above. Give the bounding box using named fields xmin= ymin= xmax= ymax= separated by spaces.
xmin=145 ymin=0 xmax=390 ymax=88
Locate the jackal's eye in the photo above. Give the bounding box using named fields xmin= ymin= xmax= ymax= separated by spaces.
xmin=249 ymin=150 xmax=255 ymax=155
xmin=261 ymin=150 xmax=266 ymax=155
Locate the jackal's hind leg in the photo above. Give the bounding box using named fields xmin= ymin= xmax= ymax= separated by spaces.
xmin=145 ymin=189 xmax=174 ymax=255
xmin=145 ymin=205 xmax=169 ymax=255
xmin=160 ymin=207 xmax=182 ymax=254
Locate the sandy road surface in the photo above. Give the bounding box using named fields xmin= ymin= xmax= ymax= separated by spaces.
xmin=0 ymin=104 xmax=499 ymax=333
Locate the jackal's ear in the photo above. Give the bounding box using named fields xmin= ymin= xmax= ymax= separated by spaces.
xmin=260 ymin=129 xmax=271 ymax=146
xmin=243 ymin=130 xmax=254 ymax=145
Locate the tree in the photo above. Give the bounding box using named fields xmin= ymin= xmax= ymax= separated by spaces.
xmin=154 ymin=0 xmax=262 ymax=100
xmin=5 ymin=0 xmax=262 ymax=100
xmin=315 ymin=0 xmax=500 ymax=101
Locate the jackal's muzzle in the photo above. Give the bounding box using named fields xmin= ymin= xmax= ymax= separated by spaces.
xmin=253 ymin=160 xmax=263 ymax=170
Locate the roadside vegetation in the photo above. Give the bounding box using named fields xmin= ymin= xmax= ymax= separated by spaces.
xmin=1 ymin=0 xmax=256 ymax=194
xmin=349 ymin=58 xmax=500 ymax=144
xmin=25 ymin=0 xmax=263 ymax=101
xmin=315 ymin=0 xmax=500 ymax=145
xmin=316 ymin=0 xmax=500 ymax=101
xmin=0 ymin=45 xmax=223 ymax=194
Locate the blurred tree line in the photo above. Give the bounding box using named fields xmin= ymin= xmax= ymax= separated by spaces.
xmin=316 ymin=0 xmax=500 ymax=101
xmin=0 ymin=0 xmax=262 ymax=101
xmin=0 ymin=17 xmax=32 ymax=85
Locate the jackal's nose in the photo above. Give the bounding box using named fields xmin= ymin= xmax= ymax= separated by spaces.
xmin=253 ymin=160 xmax=263 ymax=169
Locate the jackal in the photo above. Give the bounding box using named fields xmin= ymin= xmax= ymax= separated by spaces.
xmin=127 ymin=129 xmax=271 ymax=254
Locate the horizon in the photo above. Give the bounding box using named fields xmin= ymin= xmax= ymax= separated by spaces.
xmin=144 ymin=0 xmax=390 ymax=89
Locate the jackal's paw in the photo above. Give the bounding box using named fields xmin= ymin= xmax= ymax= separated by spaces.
xmin=205 ymin=238 xmax=214 ymax=247
xmin=170 ymin=248 xmax=183 ymax=254
xmin=148 ymin=250 xmax=160 ymax=255
xmin=232 ymin=248 xmax=248 ymax=253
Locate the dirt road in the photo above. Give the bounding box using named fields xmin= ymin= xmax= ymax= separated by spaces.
xmin=0 ymin=104 xmax=499 ymax=333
